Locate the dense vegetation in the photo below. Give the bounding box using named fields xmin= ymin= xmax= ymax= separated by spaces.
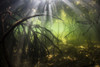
xmin=0 ymin=0 xmax=100 ymax=67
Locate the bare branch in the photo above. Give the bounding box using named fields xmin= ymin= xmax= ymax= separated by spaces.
xmin=1 ymin=14 xmax=44 ymax=42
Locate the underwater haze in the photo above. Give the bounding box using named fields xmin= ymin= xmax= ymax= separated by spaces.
xmin=0 ymin=0 xmax=100 ymax=67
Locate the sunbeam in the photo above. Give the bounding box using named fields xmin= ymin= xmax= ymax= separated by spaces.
xmin=0 ymin=0 xmax=100 ymax=67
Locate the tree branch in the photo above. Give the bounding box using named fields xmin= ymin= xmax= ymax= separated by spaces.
xmin=0 ymin=14 xmax=44 ymax=42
